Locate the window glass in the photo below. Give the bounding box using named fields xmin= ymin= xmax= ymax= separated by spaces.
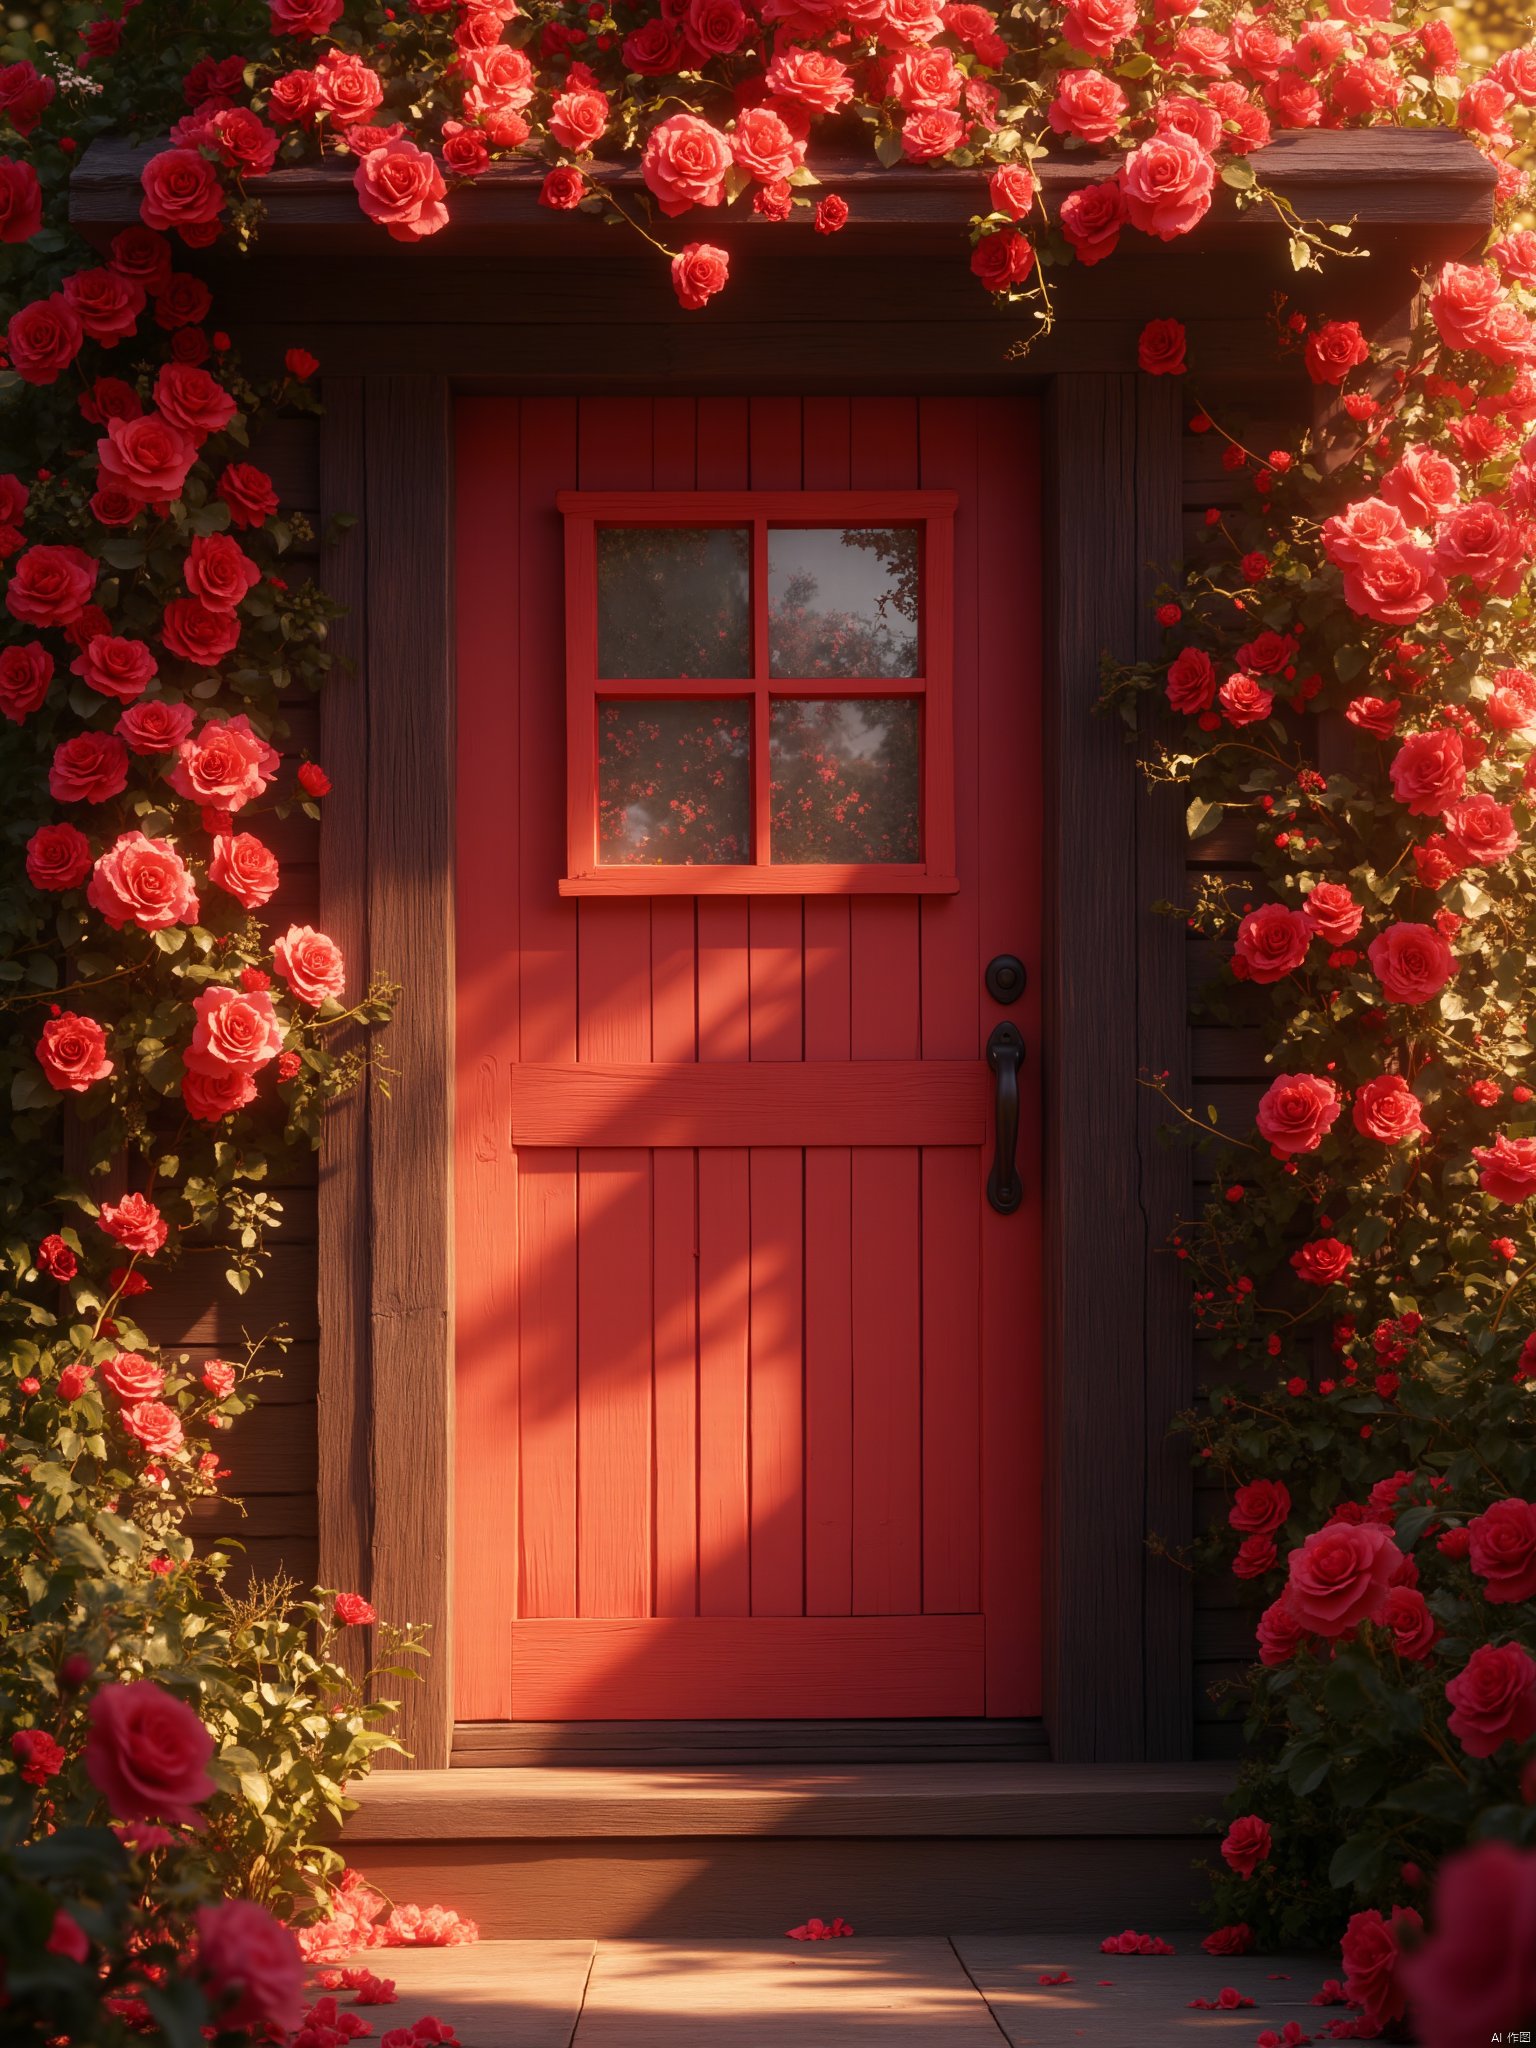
xmin=598 ymin=698 xmax=752 ymax=865
xmin=767 ymin=527 xmax=920 ymax=680
xmin=597 ymin=527 xmax=751 ymax=679
xmin=768 ymin=697 xmax=920 ymax=864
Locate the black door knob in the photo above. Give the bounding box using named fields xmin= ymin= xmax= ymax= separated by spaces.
xmin=985 ymin=954 xmax=1027 ymax=1005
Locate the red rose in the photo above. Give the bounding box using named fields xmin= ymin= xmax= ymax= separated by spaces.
xmin=37 ymin=1012 xmax=114 ymax=1093
xmin=1444 ymin=793 xmax=1519 ymax=867
xmin=185 ymin=985 xmax=284 ymax=1078
xmin=1436 ymin=499 xmax=1521 ymax=594
xmin=1137 ymin=317 xmax=1186 ymax=375
xmin=8 ymin=544 xmax=96 ymax=627
xmin=1256 ymin=1073 xmax=1341 ymax=1156
xmin=1345 ymin=694 xmax=1401 ymax=738
xmin=97 ymin=412 xmax=197 ymax=505
xmin=1119 ymin=130 xmax=1215 ymax=240
xmin=118 ymin=700 xmax=195 ymax=755
xmin=37 ymin=1234 xmax=78 ymax=1282
xmin=61 ymin=267 xmax=145 ymax=346
xmin=139 ymin=148 xmax=226 ymax=237
xmin=549 ymin=86 xmax=609 ymax=153
xmin=988 ymin=165 xmax=1035 ymax=219
xmin=1381 ymin=1585 xmax=1438 ymax=1661
xmin=1165 ymin=646 xmax=1215 ymax=714
xmin=101 ymin=1350 xmax=165 ymax=1401
xmin=1401 ymin=1843 xmax=1536 ymax=2048
xmin=162 ymin=596 xmax=242 ymax=668
xmin=1430 ymin=260 xmax=1507 ymax=353
xmin=0 ymin=155 xmax=42 ymax=242
xmin=813 ymin=194 xmax=849 ymax=235
xmin=440 ymin=123 xmax=489 ymax=177
xmin=1230 ymin=1479 xmax=1290 ymax=1535
xmin=1341 ymin=1906 xmax=1421 ymax=2028
xmin=1379 ymin=442 xmax=1462 ymax=526
xmin=196 ymin=1900 xmax=306 ymax=2037
xmin=210 ymin=833 xmax=280 ymax=910
xmin=7 ymin=295 xmax=84 ymax=385
xmin=1232 ymin=1533 xmax=1276 ymax=1579
xmin=1446 ymin=1643 xmax=1536 ymax=1759
xmin=764 ymin=47 xmax=853 ymax=112
xmin=85 ymin=1680 xmax=216 ymax=1826
xmin=1475 ymin=1134 xmax=1536 ymax=1203
xmin=1290 ymin=1236 xmax=1354 ymax=1286
xmin=273 ymin=924 xmax=346 ymax=1007
xmin=970 ymin=228 xmax=1034 ymax=294
xmin=1469 ymin=1500 xmax=1536 ymax=1605
xmin=0 ymin=642 xmax=53 ymax=722
xmin=99 ymin=1193 xmax=168 ymax=1256
xmin=334 ymin=1592 xmax=377 ymax=1626
xmin=182 ymin=1066 xmax=258 ymax=1123
xmin=1299 ymin=882 xmax=1361 ymax=944
xmin=1304 ymin=318 xmax=1370 ymax=386
xmin=71 ymin=635 xmax=158 ymax=704
xmin=353 ymin=138 xmax=448 ymax=243
xmin=154 ymin=362 xmax=237 ymax=441
xmin=87 ymin=832 xmax=198 ymax=933
xmin=26 ymin=823 xmax=91 ymax=893
xmin=671 ymin=241 xmax=730 ymax=311
xmin=1256 ymin=1597 xmax=1307 ymax=1666
xmin=1368 ymin=922 xmax=1455 ymax=1006
xmin=311 ymin=47 xmax=383 ymax=125
xmin=201 ymin=1359 xmax=237 ymax=1397
xmin=1232 ymin=903 xmax=1310 ymax=985
xmin=1284 ymin=1519 xmax=1398 ymax=1635
xmin=1340 ymin=540 xmax=1447 ymax=624
xmin=539 ymin=166 xmax=585 ymax=211
xmin=110 ymin=225 xmax=172 ymax=292
xmin=270 ymin=0 xmax=344 ymax=32
xmin=1058 ymin=179 xmax=1127 ymax=265
xmin=1155 ymin=93 xmax=1222 ymax=153
xmin=217 ymin=462 xmax=279 ymax=529
xmin=1202 ymin=1925 xmax=1253 ymax=1957
xmin=284 ymin=347 xmax=319 ymax=380
xmin=1220 ymin=1815 xmax=1272 ymax=1879
xmin=642 ymin=113 xmax=731 ymax=216
xmin=901 ymin=109 xmax=967 ymax=162
xmin=184 ymin=533 xmax=260 ymax=611
xmin=208 ymin=107 xmax=279 ymax=176
xmin=50 ymin=732 xmax=129 ymax=805
xmin=1352 ymin=1075 xmax=1427 ymax=1144
xmin=297 ymin=761 xmax=331 ymax=797
xmin=1218 ymin=673 xmax=1273 ymax=726
xmin=155 ymin=272 xmax=212 ymax=329
xmin=1062 ymin=0 xmax=1136 ymax=54
xmin=1049 ymin=68 xmax=1128 ymax=144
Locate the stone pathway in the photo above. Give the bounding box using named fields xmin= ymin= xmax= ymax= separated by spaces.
xmin=337 ymin=1937 xmax=1336 ymax=2045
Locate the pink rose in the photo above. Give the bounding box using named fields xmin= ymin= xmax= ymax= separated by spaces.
xmin=1048 ymin=70 xmax=1128 ymax=144
xmin=1436 ymin=499 xmax=1521 ymax=593
xmin=273 ymin=925 xmax=346 ymax=1007
xmin=182 ymin=1067 xmax=258 ymax=1124
xmin=671 ymin=242 xmax=730 ymax=311
xmin=1062 ymin=0 xmax=1136 ymax=54
xmin=88 ymin=832 xmax=199 ymax=932
xmin=1231 ymin=1480 xmax=1290 ymax=1535
xmin=1444 ymin=794 xmax=1518 ymax=867
xmin=1058 ymin=179 xmax=1128 ymax=265
xmin=353 ymin=139 xmax=448 ymax=242
xmin=169 ymin=716 xmax=278 ymax=810
xmin=988 ymin=165 xmax=1036 ymax=219
xmin=1341 ymin=1906 xmax=1421 ymax=2028
xmin=731 ymin=106 xmax=803 ymax=184
xmin=763 ymin=47 xmax=853 ymax=112
xmin=201 ymin=1360 xmax=237 ymax=1397
xmin=1284 ymin=1520 xmax=1398 ymax=1636
xmin=1301 ymin=881 xmax=1362 ymax=943
xmin=901 ymin=109 xmax=967 ymax=161
xmin=1231 ymin=903 xmax=1310 ymax=984
xmin=1119 ymin=131 xmax=1215 ymax=240
xmin=1217 ymin=672 xmax=1273 ymax=725
xmin=209 ymin=833 xmax=280 ymax=910
xmin=642 ymin=114 xmax=731 ymax=216
xmin=1340 ymin=543 xmax=1446 ymax=624
xmin=1469 ymin=1498 xmax=1536 ymax=1603
xmin=548 ymin=87 xmax=608 ymax=154
xmin=1487 ymin=667 xmax=1536 ymax=732
xmin=1445 ymin=1643 xmax=1536 ymax=1758
xmin=185 ymin=985 xmax=284 ymax=1078
xmin=1474 ymin=1133 xmax=1536 ymax=1204
xmin=84 ymin=1680 xmax=216 ymax=1826
xmin=37 ymin=1012 xmax=113 ymax=1092
xmin=1255 ymin=1073 xmax=1341 ymax=1157
xmin=1379 ymin=443 xmax=1462 ymax=526
xmin=197 ymin=1901 xmax=306 ymax=2035
xmin=1402 ymin=1843 xmax=1536 ymax=2048
xmin=311 ymin=48 xmax=384 ymax=125
xmin=101 ymin=1350 xmax=164 ymax=1401
xmin=1322 ymin=494 xmax=1412 ymax=566
xmin=1430 ymin=261 xmax=1507 ymax=353
xmin=99 ymin=1193 xmax=168 ymax=1256
xmin=122 ymin=1398 xmax=185 ymax=1459
xmin=1220 ymin=1815 xmax=1272 ymax=1878
xmin=1368 ymin=922 xmax=1456 ymax=1006
xmin=1352 ymin=1075 xmax=1427 ymax=1144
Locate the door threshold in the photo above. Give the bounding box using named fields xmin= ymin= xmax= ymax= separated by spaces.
xmin=451 ymin=1719 xmax=1051 ymax=1767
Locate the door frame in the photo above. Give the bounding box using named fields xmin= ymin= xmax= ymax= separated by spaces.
xmin=315 ymin=369 xmax=1191 ymax=1769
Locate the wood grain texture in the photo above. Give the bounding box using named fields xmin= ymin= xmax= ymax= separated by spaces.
xmin=452 ymin=1718 xmax=1049 ymax=1765
xmin=364 ymin=377 xmax=456 ymax=1766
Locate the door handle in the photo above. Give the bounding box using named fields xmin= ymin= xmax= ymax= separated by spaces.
xmin=986 ymin=1021 xmax=1025 ymax=1216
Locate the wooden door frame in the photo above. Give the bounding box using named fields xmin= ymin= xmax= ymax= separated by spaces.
xmin=317 ymin=369 xmax=1191 ymax=1769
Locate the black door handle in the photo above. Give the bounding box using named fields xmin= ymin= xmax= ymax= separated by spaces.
xmin=986 ymin=1021 xmax=1025 ymax=1215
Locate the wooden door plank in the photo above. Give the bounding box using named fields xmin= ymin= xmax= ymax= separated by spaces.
xmin=920 ymin=1147 xmax=981 ymax=1615
xmin=650 ymin=899 xmax=697 ymax=1064
xmin=652 ymin=396 xmax=697 ymax=490
xmin=749 ymin=1146 xmax=803 ymax=1616
xmin=653 ymin=1147 xmax=698 ymax=1618
xmin=697 ymin=1144 xmax=751 ymax=1616
xmin=514 ymin=398 xmax=580 ymax=1629
xmin=577 ymin=1152 xmax=653 ymax=1618
xmin=804 ymin=1145 xmax=853 ymax=1617
xmin=802 ymin=397 xmax=852 ymax=491
xmin=850 ymin=1147 xmax=922 ymax=1616
xmin=749 ymin=394 xmax=803 ymax=491
xmin=978 ymin=400 xmax=1043 ymax=1715
xmin=695 ymin=397 xmax=750 ymax=490
xmin=748 ymin=900 xmax=802 ymax=1061
xmin=510 ymin=1615 xmax=984 ymax=1719
xmin=453 ymin=397 xmax=522 ymax=1719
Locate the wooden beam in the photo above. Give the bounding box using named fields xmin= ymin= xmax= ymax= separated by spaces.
xmin=364 ymin=379 xmax=456 ymax=1767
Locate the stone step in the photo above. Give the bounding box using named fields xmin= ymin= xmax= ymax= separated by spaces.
xmin=337 ymin=1764 xmax=1236 ymax=1940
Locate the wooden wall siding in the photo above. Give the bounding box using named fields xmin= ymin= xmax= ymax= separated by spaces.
xmin=453 ymin=396 xmax=1043 ymax=1726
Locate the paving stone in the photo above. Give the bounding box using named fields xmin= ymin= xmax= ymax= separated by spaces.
xmin=317 ymin=1942 xmax=593 ymax=2048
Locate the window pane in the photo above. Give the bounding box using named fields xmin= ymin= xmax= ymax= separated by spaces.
xmin=598 ymin=698 xmax=751 ymax=865
xmin=597 ymin=527 xmax=751 ymax=678
xmin=768 ymin=528 xmax=920 ymax=679
xmin=769 ymin=698 xmax=920 ymax=865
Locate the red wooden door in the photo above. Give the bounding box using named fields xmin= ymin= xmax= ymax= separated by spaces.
xmin=454 ymin=397 xmax=1042 ymax=1723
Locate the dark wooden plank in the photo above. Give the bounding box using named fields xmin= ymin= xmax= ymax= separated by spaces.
xmin=248 ymin=415 xmax=321 ymax=509
xmin=1042 ymin=377 xmax=1145 ymax=1762
xmin=364 ymin=378 xmax=455 ymax=1767
xmin=140 ymin=1246 xmax=316 ymax=1345
xmin=218 ymin=1401 xmax=319 ymax=1496
xmin=451 ymin=1720 xmax=1051 ymax=1766
xmin=1190 ymin=1028 xmax=1270 ymax=1081
xmin=317 ymin=376 xmax=373 ymax=1651
xmin=1135 ymin=374 xmax=1193 ymax=1763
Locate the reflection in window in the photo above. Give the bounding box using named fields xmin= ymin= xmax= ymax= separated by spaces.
xmin=769 ymin=698 xmax=920 ymax=864
xmin=596 ymin=527 xmax=751 ymax=679
xmin=768 ymin=528 xmax=920 ymax=680
xmin=598 ymin=698 xmax=752 ymax=865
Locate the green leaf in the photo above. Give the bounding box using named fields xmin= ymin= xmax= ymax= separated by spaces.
xmin=1186 ymin=796 xmax=1223 ymax=840
xmin=874 ymin=129 xmax=905 ymax=168
xmin=1220 ymin=161 xmax=1256 ymax=191
xmin=11 ymin=1068 xmax=57 ymax=1112
xmin=1328 ymin=1830 xmax=1384 ymax=1892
